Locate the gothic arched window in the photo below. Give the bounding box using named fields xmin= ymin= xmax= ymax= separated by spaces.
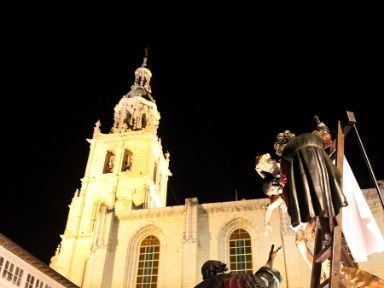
xmin=228 ymin=228 xmax=253 ymax=273
xmin=152 ymin=162 xmax=158 ymax=183
xmin=135 ymin=235 xmax=160 ymax=287
xmin=103 ymin=151 xmax=115 ymax=174
xmin=121 ymin=149 xmax=133 ymax=172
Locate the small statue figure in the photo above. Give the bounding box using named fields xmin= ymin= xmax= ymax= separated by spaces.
xmin=255 ymin=153 xmax=287 ymax=236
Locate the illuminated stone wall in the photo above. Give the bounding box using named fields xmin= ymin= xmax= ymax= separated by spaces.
xmin=49 ymin=59 xmax=383 ymax=287
xmin=358 ymin=187 xmax=384 ymax=278
xmin=50 ymin=192 xmax=384 ymax=288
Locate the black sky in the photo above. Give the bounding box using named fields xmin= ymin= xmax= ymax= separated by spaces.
xmin=2 ymin=3 xmax=383 ymax=264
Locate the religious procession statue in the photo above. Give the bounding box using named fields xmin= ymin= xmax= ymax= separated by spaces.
xmin=256 ymin=116 xmax=384 ymax=287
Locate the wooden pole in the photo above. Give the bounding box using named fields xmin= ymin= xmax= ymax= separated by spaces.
xmin=329 ymin=120 xmax=344 ymax=287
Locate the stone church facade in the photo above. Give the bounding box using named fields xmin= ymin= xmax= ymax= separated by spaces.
xmin=49 ymin=56 xmax=384 ymax=288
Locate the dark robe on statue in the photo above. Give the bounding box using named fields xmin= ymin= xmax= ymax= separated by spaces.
xmin=194 ymin=268 xmax=282 ymax=288
xmin=194 ymin=260 xmax=282 ymax=288
xmin=280 ymin=133 xmax=348 ymax=227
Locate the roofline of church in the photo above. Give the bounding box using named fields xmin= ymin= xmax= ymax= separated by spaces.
xmin=0 ymin=233 xmax=79 ymax=288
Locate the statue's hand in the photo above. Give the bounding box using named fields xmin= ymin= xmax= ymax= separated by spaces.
xmin=265 ymin=244 xmax=282 ymax=268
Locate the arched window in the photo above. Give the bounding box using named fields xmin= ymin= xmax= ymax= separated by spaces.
xmin=152 ymin=162 xmax=158 ymax=183
xmin=121 ymin=149 xmax=133 ymax=172
xmin=135 ymin=235 xmax=160 ymax=287
xmin=228 ymin=229 xmax=253 ymax=273
xmin=103 ymin=151 xmax=115 ymax=173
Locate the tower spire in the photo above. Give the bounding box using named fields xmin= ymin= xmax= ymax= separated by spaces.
xmin=127 ymin=46 xmax=152 ymax=98
xmin=142 ymin=46 xmax=148 ymax=67
xmin=111 ymin=51 xmax=159 ymax=133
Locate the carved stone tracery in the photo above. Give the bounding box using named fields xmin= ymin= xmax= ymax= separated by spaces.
xmin=111 ymin=96 xmax=159 ymax=133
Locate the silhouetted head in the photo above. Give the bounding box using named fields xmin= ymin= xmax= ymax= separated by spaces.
xmin=274 ymin=130 xmax=295 ymax=157
xmin=201 ymin=260 xmax=228 ymax=280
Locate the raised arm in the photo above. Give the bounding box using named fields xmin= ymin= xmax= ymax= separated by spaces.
xmin=265 ymin=244 xmax=282 ymax=268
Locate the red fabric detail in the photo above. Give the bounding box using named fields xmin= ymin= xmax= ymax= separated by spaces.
xmin=224 ymin=275 xmax=247 ymax=288
xmin=279 ymin=160 xmax=289 ymax=205
xmin=279 ymin=160 xmax=288 ymax=186
xmin=269 ymin=194 xmax=280 ymax=203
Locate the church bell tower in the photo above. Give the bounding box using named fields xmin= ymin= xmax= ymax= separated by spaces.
xmin=49 ymin=53 xmax=171 ymax=286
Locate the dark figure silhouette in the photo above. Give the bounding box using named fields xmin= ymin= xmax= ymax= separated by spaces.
xmin=278 ymin=132 xmax=348 ymax=228
xmin=194 ymin=245 xmax=282 ymax=288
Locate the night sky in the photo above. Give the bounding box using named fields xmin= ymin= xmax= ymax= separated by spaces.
xmin=2 ymin=4 xmax=382 ymax=264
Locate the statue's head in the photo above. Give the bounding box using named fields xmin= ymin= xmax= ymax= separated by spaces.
xmin=274 ymin=130 xmax=295 ymax=157
xmin=255 ymin=153 xmax=280 ymax=179
xmin=201 ymin=260 xmax=228 ymax=280
xmin=256 ymin=153 xmax=271 ymax=165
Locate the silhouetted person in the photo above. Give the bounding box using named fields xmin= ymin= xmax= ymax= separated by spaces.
xmin=194 ymin=244 xmax=282 ymax=288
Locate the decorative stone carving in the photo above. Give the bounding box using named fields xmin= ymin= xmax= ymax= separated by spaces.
xmin=115 ymin=205 xmax=184 ymax=219
xmin=49 ymin=243 xmax=62 ymax=267
xmin=111 ymin=52 xmax=159 ymax=133
xmin=111 ymin=96 xmax=160 ymax=133
xmin=93 ymin=120 xmax=101 ymax=136
xmin=183 ymin=198 xmax=198 ymax=243
xmin=200 ymin=199 xmax=267 ymax=214
xmin=92 ymin=205 xmax=114 ymax=251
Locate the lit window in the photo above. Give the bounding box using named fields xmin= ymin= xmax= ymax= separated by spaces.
xmin=228 ymin=229 xmax=253 ymax=273
xmin=13 ymin=267 xmax=24 ymax=286
xmin=25 ymin=274 xmax=35 ymax=288
xmin=34 ymin=279 xmax=44 ymax=288
xmin=136 ymin=235 xmax=160 ymax=288
xmin=2 ymin=261 xmax=14 ymax=281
